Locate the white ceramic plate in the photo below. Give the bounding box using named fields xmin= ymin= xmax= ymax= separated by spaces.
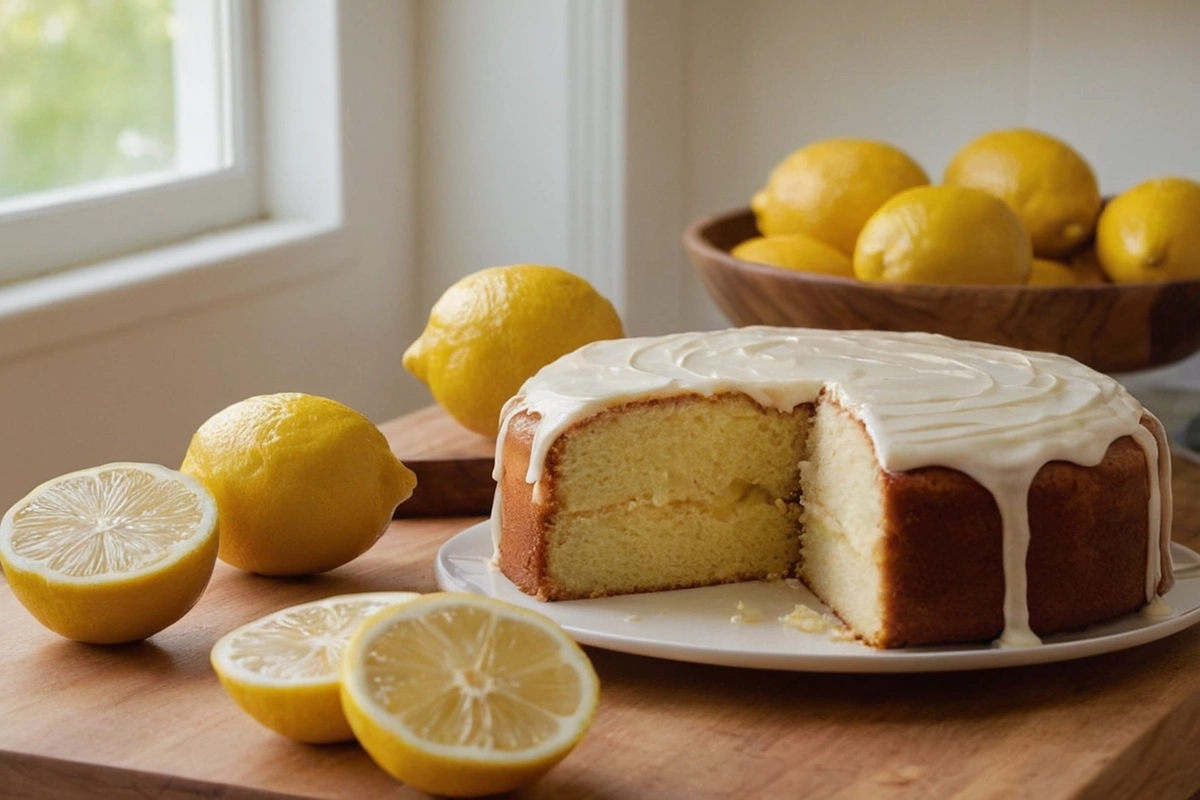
xmin=435 ymin=521 xmax=1200 ymax=673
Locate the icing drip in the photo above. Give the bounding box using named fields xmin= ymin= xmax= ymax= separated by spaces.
xmin=992 ymin=473 xmax=1041 ymax=649
xmin=493 ymin=326 xmax=1172 ymax=646
xmin=1131 ymin=425 xmax=1163 ymax=602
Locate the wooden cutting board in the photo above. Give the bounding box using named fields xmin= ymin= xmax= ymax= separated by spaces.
xmin=381 ymin=405 xmax=495 ymax=518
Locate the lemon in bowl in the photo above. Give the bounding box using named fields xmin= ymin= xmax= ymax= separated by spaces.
xmin=181 ymin=393 xmax=416 ymax=576
xmin=1027 ymin=258 xmax=1085 ymax=286
xmin=730 ymin=233 xmax=854 ymax=277
xmin=852 ymin=185 xmax=1032 ymax=285
xmin=944 ymin=128 xmax=1102 ymax=260
xmin=750 ymin=138 xmax=929 ymax=255
xmin=1096 ymin=177 xmax=1200 ymax=283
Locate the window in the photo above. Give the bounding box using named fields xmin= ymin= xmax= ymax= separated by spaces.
xmin=0 ymin=0 xmax=259 ymax=285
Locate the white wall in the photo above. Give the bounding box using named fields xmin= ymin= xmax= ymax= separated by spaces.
xmin=413 ymin=0 xmax=571 ymax=314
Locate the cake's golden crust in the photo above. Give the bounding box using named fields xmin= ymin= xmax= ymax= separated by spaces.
xmin=498 ymin=409 xmax=553 ymax=600
xmin=871 ymin=433 xmax=1153 ymax=648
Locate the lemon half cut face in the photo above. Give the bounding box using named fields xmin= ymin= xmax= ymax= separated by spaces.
xmin=340 ymin=593 xmax=600 ymax=797
xmin=0 ymin=462 xmax=219 ymax=644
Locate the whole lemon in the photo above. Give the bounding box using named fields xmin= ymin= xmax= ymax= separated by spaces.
xmin=730 ymin=233 xmax=854 ymax=278
xmin=750 ymin=138 xmax=929 ymax=255
xmin=944 ymin=128 xmax=1101 ymax=259
xmin=180 ymin=393 xmax=417 ymax=576
xmin=853 ymin=185 xmax=1032 ymax=285
xmin=403 ymin=265 xmax=624 ymax=437
xmin=1095 ymin=177 xmax=1200 ymax=283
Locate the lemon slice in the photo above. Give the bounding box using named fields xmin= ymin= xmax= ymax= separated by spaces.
xmin=210 ymin=591 xmax=420 ymax=743
xmin=340 ymin=592 xmax=600 ymax=797
xmin=0 ymin=462 xmax=219 ymax=644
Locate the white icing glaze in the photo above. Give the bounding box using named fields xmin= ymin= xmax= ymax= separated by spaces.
xmin=493 ymin=326 xmax=1173 ymax=647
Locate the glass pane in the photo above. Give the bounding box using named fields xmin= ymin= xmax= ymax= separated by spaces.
xmin=0 ymin=0 xmax=178 ymax=200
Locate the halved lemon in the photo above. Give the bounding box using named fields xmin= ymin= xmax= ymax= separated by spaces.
xmin=0 ymin=462 xmax=219 ymax=644
xmin=210 ymin=591 xmax=420 ymax=743
xmin=340 ymin=592 xmax=600 ymax=797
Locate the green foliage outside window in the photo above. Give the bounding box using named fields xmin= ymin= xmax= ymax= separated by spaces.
xmin=0 ymin=0 xmax=176 ymax=200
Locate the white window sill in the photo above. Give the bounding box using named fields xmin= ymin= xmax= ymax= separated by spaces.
xmin=0 ymin=218 xmax=347 ymax=363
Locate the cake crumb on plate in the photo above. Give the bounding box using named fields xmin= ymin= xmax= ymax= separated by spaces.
xmin=730 ymin=601 xmax=765 ymax=624
xmin=780 ymin=604 xmax=850 ymax=638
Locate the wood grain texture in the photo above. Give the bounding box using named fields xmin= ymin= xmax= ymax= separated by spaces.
xmin=4 ymin=409 xmax=1200 ymax=798
xmin=683 ymin=208 xmax=1200 ymax=374
xmin=381 ymin=405 xmax=495 ymax=518
xmin=0 ymin=752 xmax=305 ymax=800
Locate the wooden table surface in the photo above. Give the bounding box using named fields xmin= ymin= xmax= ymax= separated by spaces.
xmin=5 ymin=408 xmax=1200 ymax=799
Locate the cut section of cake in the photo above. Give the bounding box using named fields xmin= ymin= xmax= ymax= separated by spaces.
xmin=492 ymin=327 xmax=1174 ymax=649
xmin=499 ymin=393 xmax=806 ymax=600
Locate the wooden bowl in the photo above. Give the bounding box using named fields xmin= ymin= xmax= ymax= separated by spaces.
xmin=683 ymin=208 xmax=1200 ymax=374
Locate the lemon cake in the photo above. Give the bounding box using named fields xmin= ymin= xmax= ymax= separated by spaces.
xmin=492 ymin=327 xmax=1174 ymax=649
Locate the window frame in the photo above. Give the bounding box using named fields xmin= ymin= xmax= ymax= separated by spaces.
xmin=0 ymin=0 xmax=350 ymax=363
xmin=0 ymin=0 xmax=261 ymax=286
